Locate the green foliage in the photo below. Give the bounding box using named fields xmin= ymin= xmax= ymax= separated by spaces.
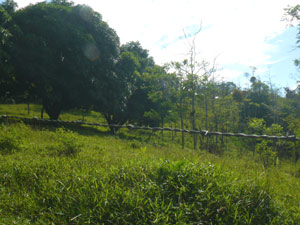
xmin=244 ymin=79 xmax=272 ymax=124
xmin=1 ymin=0 xmax=298 ymax=146
xmin=48 ymin=127 xmax=82 ymax=156
xmin=248 ymin=118 xmax=285 ymax=167
xmin=11 ymin=2 xmax=120 ymax=119
xmin=248 ymin=118 xmax=266 ymax=134
xmin=285 ymin=4 xmax=300 ymax=69
xmin=0 ymin=0 xmax=18 ymax=14
xmin=120 ymin=41 xmax=155 ymax=73
xmin=1 ymin=0 xmax=300 ymax=219
xmin=0 ymin=122 xmax=27 ymax=154
xmin=232 ymin=89 xmax=244 ymax=103
xmin=93 ymin=41 xmax=157 ymax=131
xmin=0 ymin=114 xmax=299 ymax=224
xmin=0 ymin=157 xmax=284 ymax=224
xmin=255 ymin=141 xmax=277 ymax=167
xmin=143 ymin=66 xmax=178 ymax=126
xmin=265 ymin=123 xmax=283 ymax=136
xmin=287 ymin=116 xmax=300 ymax=137
xmin=0 ymin=4 xmax=15 ymax=100
xmin=97 ymin=49 xmax=139 ymax=130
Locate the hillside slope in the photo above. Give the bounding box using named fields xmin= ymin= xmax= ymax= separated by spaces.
xmin=0 ymin=120 xmax=300 ymax=224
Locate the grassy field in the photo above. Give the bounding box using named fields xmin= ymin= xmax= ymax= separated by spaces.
xmin=1 ymin=104 xmax=300 ymax=224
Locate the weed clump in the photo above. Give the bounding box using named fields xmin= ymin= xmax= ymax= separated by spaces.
xmin=0 ymin=123 xmax=27 ymax=154
xmin=48 ymin=128 xmax=82 ymax=156
xmin=0 ymin=159 xmax=286 ymax=224
xmin=0 ymin=120 xmax=297 ymax=224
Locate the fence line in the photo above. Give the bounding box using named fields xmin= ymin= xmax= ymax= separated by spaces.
xmin=1 ymin=115 xmax=299 ymax=142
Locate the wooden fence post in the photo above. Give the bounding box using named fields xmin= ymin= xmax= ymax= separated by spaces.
xmin=293 ymin=137 xmax=297 ymax=163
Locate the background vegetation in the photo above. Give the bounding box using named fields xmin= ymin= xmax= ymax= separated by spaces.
xmin=1 ymin=0 xmax=300 ymax=223
xmin=0 ymin=108 xmax=300 ymax=224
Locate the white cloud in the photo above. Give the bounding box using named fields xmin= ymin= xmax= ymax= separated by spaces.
xmin=13 ymin=0 xmax=300 ymax=82
xmin=218 ymin=68 xmax=243 ymax=82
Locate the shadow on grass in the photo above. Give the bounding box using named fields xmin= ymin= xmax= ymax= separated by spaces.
xmin=0 ymin=116 xmax=174 ymax=150
xmin=0 ymin=117 xmax=151 ymax=142
xmin=0 ymin=117 xmax=110 ymax=137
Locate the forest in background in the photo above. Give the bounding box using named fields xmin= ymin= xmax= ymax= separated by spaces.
xmin=3 ymin=1 xmax=300 ymax=223
xmin=1 ymin=0 xmax=300 ymax=154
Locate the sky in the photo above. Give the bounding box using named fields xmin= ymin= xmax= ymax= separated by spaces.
xmin=3 ymin=0 xmax=300 ymax=90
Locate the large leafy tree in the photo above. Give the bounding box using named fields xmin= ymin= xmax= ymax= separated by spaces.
xmin=284 ymin=5 xmax=300 ymax=90
xmin=0 ymin=1 xmax=16 ymax=100
xmin=94 ymin=50 xmax=139 ymax=131
xmin=1 ymin=0 xmax=17 ymax=14
xmin=143 ymin=65 xmax=178 ymax=126
xmin=122 ymin=42 xmax=156 ymax=125
xmin=0 ymin=6 xmax=11 ymax=98
xmin=120 ymin=41 xmax=155 ymax=73
xmin=243 ymin=77 xmax=272 ymax=125
xmin=11 ymin=1 xmax=119 ymax=119
xmin=93 ymin=41 xmax=156 ymax=133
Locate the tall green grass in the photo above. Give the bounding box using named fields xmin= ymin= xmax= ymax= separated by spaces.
xmin=1 ymin=104 xmax=300 ymax=224
xmin=0 ymin=121 xmax=299 ymax=224
xmin=0 ymin=104 xmax=106 ymax=123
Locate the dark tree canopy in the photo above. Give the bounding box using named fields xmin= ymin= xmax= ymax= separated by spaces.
xmin=121 ymin=41 xmax=155 ymax=74
xmin=1 ymin=0 xmax=300 ymax=144
xmin=1 ymin=0 xmax=18 ymax=15
xmin=11 ymin=2 xmax=120 ymax=119
xmin=93 ymin=41 xmax=157 ymax=132
xmin=0 ymin=3 xmax=15 ymax=100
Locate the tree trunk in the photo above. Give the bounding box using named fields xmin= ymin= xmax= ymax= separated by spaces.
xmin=192 ymin=93 xmax=197 ymax=149
xmin=212 ymin=93 xmax=218 ymax=144
xmin=41 ymin=106 xmax=44 ymax=119
xmin=180 ymin=97 xmax=185 ymax=149
xmin=104 ymin=114 xmax=127 ymax=135
xmin=43 ymin=99 xmax=62 ymax=120
xmin=104 ymin=115 xmax=117 ymax=135
xmin=205 ymin=92 xmax=208 ymax=131
xmin=172 ymin=123 xmax=175 ymax=141
xmin=161 ymin=117 xmax=164 ymax=143
xmin=205 ymin=91 xmax=209 ymax=151
xmin=82 ymin=113 xmax=85 ymax=122
xmin=174 ymin=122 xmax=177 ymax=137
xmin=45 ymin=106 xmax=61 ymax=120
xmin=27 ymin=102 xmax=30 ymax=115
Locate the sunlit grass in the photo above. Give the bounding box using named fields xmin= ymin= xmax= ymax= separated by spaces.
xmin=0 ymin=104 xmax=106 ymax=124
xmin=1 ymin=104 xmax=300 ymax=223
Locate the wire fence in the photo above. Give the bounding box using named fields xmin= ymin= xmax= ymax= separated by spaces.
xmin=1 ymin=115 xmax=299 ymax=142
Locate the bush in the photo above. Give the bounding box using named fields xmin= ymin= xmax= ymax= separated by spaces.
xmin=248 ymin=119 xmax=286 ymax=166
xmin=0 ymin=123 xmax=26 ymax=154
xmin=48 ymin=128 xmax=82 ymax=156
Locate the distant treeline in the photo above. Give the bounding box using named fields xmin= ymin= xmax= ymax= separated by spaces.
xmin=1 ymin=0 xmax=300 ymax=145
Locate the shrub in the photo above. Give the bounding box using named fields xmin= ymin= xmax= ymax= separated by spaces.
xmin=0 ymin=123 xmax=26 ymax=154
xmin=49 ymin=128 xmax=82 ymax=156
xmin=248 ymin=119 xmax=285 ymax=167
